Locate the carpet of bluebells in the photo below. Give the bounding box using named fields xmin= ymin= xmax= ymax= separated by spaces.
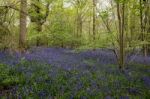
xmin=0 ymin=47 xmax=150 ymax=98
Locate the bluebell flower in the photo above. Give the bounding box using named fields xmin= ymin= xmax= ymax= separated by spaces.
xmin=119 ymin=96 xmax=129 ymax=99
xmin=142 ymin=76 xmax=150 ymax=88
xmin=105 ymin=95 xmax=113 ymax=99
xmin=128 ymin=88 xmax=140 ymax=95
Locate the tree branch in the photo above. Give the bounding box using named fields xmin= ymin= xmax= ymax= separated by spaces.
xmin=0 ymin=5 xmax=28 ymax=16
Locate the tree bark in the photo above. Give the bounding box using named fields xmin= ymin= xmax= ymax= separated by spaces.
xmin=93 ymin=0 xmax=96 ymax=41
xmin=117 ymin=2 xmax=125 ymax=70
xmin=143 ymin=0 xmax=150 ymax=56
xmin=140 ymin=0 xmax=146 ymax=56
xmin=19 ymin=0 xmax=27 ymax=50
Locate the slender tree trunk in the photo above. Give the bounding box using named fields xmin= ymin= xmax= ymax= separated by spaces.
xmin=93 ymin=0 xmax=96 ymax=41
xmin=19 ymin=0 xmax=27 ymax=50
xmin=139 ymin=0 xmax=150 ymax=56
xmin=79 ymin=16 xmax=82 ymax=37
xmin=122 ymin=3 xmax=125 ymax=67
xmin=140 ymin=0 xmax=146 ymax=56
xmin=148 ymin=1 xmax=150 ymax=55
xmin=117 ymin=2 xmax=125 ymax=70
xmin=89 ymin=20 xmax=91 ymax=38
xmin=36 ymin=23 xmax=42 ymax=46
xmin=76 ymin=8 xmax=79 ymax=37
xmin=76 ymin=9 xmax=82 ymax=38
xmin=143 ymin=0 xmax=150 ymax=56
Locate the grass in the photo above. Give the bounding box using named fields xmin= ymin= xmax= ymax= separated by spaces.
xmin=0 ymin=60 xmax=149 ymax=98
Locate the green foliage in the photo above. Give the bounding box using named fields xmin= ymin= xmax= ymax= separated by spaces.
xmin=29 ymin=0 xmax=49 ymax=23
xmin=0 ymin=0 xmax=150 ymax=54
xmin=0 ymin=6 xmax=18 ymax=50
xmin=0 ymin=64 xmax=25 ymax=90
xmin=115 ymin=0 xmax=127 ymax=3
xmin=12 ymin=60 xmax=150 ymax=99
xmin=1 ymin=60 xmax=149 ymax=98
xmin=100 ymin=11 xmax=109 ymax=19
xmin=0 ymin=7 xmax=10 ymax=49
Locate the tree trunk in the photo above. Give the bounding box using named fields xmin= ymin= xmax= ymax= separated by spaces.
xmin=140 ymin=0 xmax=146 ymax=56
xmin=30 ymin=0 xmax=50 ymax=46
xmin=117 ymin=2 xmax=125 ymax=70
xmin=36 ymin=23 xmax=42 ymax=46
xmin=76 ymin=8 xmax=79 ymax=37
xmin=143 ymin=0 xmax=150 ymax=56
xmin=140 ymin=0 xmax=150 ymax=56
xmin=19 ymin=0 xmax=27 ymax=50
xmin=93 ymin=0 xmax=96 ymax=41
xmin=79 ymin=16 xmax=82 ymax=37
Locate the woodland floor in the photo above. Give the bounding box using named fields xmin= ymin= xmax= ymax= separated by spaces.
xmin=0 ymin=47 xmax=150 ymax=98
